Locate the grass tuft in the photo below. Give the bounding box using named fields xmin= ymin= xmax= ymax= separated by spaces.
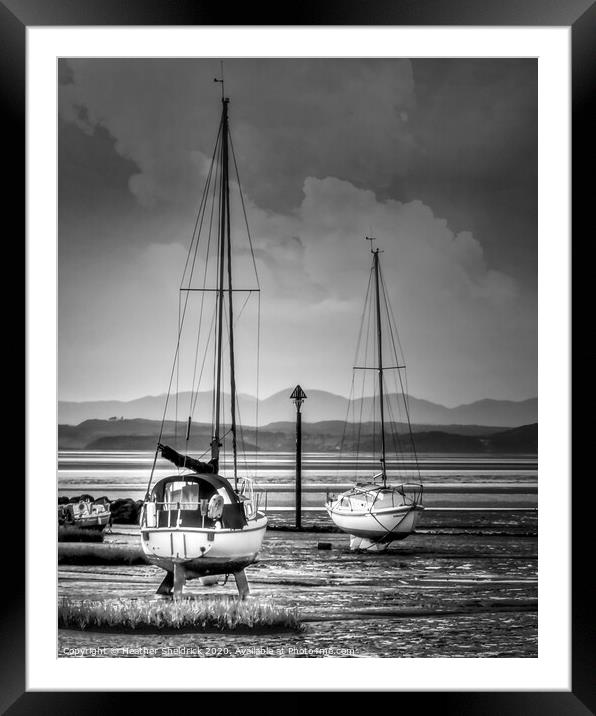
xmin=58 ymin=527 xmax=104 ymax=543
xmin=58 ymin=597 xmax=303 ymax=633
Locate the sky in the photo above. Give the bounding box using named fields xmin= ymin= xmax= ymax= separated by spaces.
xmin=58 ymin=58 xmax=537 ymax=407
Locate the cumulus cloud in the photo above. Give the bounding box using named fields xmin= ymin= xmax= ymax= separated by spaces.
xmin=59 ymin=171 xmax=534 ymax=405
xmin=242 ymin=176 xmax=519 ymax=309
xmin=222 ymin=177 xmax=531 ymax=403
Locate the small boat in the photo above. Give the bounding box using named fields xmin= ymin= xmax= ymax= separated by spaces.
xmin=326 ymin=239 xmax=424 ymax=551
xmin=58 ymin=498 xmax=110 ymax=530
xmin=326 ymin=480 xmax=423 ymax=550
xmin=139 ymin=78 xmax=267 ymax=598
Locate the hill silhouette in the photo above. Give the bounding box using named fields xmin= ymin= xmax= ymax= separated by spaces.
xmin=58 ymin=418 xmax=537 ymax=454
xmin=59 ymin=389 xmax=537 ymax=427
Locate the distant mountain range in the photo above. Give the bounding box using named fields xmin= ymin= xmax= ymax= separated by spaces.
xmin=58 ymin=418 xmax=537 ymax=454
xmin=59 ymin=389 xmax=537 ymax=428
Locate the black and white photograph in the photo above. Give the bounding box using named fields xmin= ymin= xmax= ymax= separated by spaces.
xmin=55 ymin=55 xmax=540 ymax=661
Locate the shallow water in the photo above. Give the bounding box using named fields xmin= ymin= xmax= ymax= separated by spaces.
xmin=58 ymin=451 xmax=537 ymax=482
xmin=58 ymin=450 xmax=538 ymax=510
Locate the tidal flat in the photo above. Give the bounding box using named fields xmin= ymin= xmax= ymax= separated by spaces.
xmin=58 ymin=451 xmax=537 ymax=658
xmin=59 ymin=516 xmax=537 ymax=659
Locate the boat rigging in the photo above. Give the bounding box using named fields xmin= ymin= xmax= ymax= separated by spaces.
xmin=325 ymin=238 xmax=424 ymax=551
xmin=139 ymin=78 xmax=267 ymax=598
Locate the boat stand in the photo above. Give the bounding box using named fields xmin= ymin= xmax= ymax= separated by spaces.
xmin=234 ymin=569 xmax=250 ymax=599
xmin=156 ymin=570 xmax=174 ymax=595
xmin=173 ymin=563 xmax=186 ymax=598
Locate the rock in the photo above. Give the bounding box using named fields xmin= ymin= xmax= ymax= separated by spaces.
xmin=109 ymin=498 xmax=141 ymax=524
xmin=317 ymin=542 xmax=333 ymax=550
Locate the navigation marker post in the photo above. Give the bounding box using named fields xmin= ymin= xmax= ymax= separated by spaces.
xmin=290 ymin=385 xmax=308 ymax=530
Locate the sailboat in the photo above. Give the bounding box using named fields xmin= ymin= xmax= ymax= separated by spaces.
xmin=325 ymin=239 xmax=424 ymax=551
xmin=139 ymin=80 xmax=267 ymax=598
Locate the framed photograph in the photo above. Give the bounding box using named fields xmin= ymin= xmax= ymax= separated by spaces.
xmin=11 ymin=0 xmax=590 ymax=709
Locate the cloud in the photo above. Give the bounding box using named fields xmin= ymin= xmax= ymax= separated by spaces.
xmin=230 ymin=177 xmax=531 ymax=404
xmin=58 ymin=59 xmax=536 ymax=405
xmin=244 ymin=176 xmax=519 ymax=308
xmin=59 ymin=59 xmax=416 ymax=212
xmin=127 ymin=149 xmax=213 ymax=208
xmin=249 ymin=235 xmax=326 ymax=302
xmin=59 ymin=175 xmax=534 ymax=405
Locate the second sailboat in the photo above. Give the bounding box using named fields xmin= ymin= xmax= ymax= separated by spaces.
xmin=326 ymin=239 xmax=424 ymax=550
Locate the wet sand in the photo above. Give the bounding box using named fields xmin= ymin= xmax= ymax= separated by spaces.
xmin=59 ymin=513 xmax=537 ymax=658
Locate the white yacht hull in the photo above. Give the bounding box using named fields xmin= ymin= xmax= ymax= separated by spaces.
xmin=140 ymin=512 xmax=267 ymax=578
xmin=326 ymin=503 xmax=424 ymax=549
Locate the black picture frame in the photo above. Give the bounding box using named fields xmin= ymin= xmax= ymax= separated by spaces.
xmin=10 ymin=0 xmax=590 ymax=710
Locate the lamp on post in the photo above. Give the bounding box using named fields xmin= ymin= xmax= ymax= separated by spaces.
xmin=290 ymin=385 xmax=307 ymax=530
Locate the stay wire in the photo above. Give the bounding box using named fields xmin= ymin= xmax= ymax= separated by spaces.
xmin=344 ymin=266 xmax=373 ymax=476
xmin=145 ymin=116 xmax=223 ymax=496
xmin=189 ymin=134 xmax=221 ymax=422
xmin=229 ymin=128 xmax=262 ymax=476
xmin=357 ymin=266 xmax=375 ymax=472
xmin=379 ymin=264 xmax=421 ymax=481
xmin=228 ymin=132 xmax=261 ymax=290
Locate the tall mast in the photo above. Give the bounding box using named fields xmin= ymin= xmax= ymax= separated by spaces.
xmin=211 ymin=96 xmax=230 ymax=472
xmin=224 ymin=104 xmax=238 ymax=489
xmin=372 ymin=245 xmax=387 ymax=486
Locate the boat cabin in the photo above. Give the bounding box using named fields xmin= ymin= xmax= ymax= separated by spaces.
xmin=143 ymin=474 xmax=248 ymax=530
